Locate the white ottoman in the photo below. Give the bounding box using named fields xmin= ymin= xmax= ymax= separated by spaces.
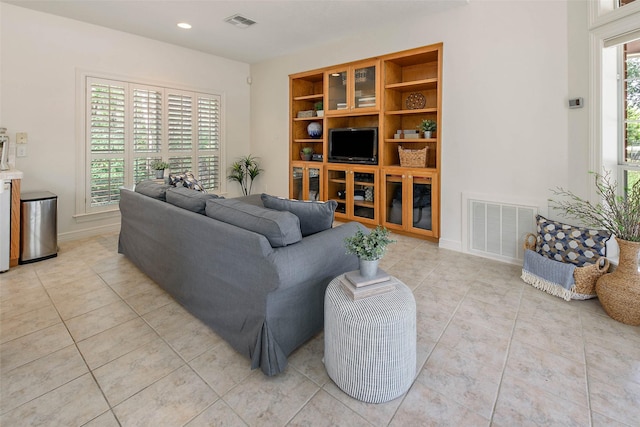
xmin=324 ymin=275 xmax=416 ymax=403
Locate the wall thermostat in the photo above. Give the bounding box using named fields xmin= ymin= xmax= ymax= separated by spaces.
xmin=568 ymin=97 xmax=584 ymax=109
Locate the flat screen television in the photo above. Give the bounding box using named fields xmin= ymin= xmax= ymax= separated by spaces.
xmin=328 ymin=127 xmax=378 ymax=165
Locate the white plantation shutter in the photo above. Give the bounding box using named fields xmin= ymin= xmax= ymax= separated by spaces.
xmin=133 ymin=87 xmax=162 ymax=153
xmin=196 ymin=95 xmax=221 ymax=190
xmin=168 ymin=92 xmax=193 ymax=152
xmin=198 ymin=96 xmax=220 ymax=150
xmin=88 ymin=78 xmax=126 ymax=208
xmin=84 ymin=77 xmax=222 ymax=213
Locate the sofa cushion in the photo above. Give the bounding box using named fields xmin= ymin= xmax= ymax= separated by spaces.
xmin=134 ymin=180 xmax=171 ymax=201
xmin=205 ymin=198 xmax=302 ymax=247
xmin=535 ymin=214 xmax=610 ymax=266
xmin=261 ymin=194 xmax=337 ymax=237
xmin=166 ymin=186 xmax=220 ymax=214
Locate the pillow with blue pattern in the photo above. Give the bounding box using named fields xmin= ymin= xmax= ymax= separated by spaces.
xmin=535 ymin=215 xmax=610 ymax=267
xmin=169 ymin=171 xmax=207 ymax=193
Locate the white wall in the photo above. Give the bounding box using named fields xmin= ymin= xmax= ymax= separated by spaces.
xmin=0 ymin=4 xmax=251 ymax=240
xmin=251 ymin=0 xmax=589 ymax=251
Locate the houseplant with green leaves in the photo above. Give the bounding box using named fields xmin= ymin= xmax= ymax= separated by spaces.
xmin=345 ymin=226 xmax=395 ymax=277
xmin=418 ymin=119 xmax=436 ymax=138
xmin=227 ymin=155 xmax=263 ymax=196
xmin=151 ymin=160 xmax=169 ymax=179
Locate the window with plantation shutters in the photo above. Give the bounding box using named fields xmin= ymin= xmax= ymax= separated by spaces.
xmin=83 ymin=76 xmax=223 ymax=213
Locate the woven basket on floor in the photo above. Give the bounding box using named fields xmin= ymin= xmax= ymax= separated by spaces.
xmin=398 ymin=146 xmax=427 ymax=167
xmin=523 ymin=233 xmax=610 ymax=299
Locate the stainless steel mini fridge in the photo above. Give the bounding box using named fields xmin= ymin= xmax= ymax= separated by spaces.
xmin=20 ymin=191 xmax=57 ymax=264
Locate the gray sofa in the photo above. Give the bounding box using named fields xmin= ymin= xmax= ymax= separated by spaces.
xmin=118 ymin=183 xmax=362 ymax=375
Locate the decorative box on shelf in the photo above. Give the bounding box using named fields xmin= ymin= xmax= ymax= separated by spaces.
xmin=297 ymin=110 xmax=315 ymax=118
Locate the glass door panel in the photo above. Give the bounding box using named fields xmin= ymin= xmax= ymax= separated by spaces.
xmin=292 ymin=166 xmax=303 ymax=200
xmin=411 ymin=176 xmax=433 ymax=231
xmin=353 ymin=65 xmax=376 ymax=111
xmin=327 ymin=169 xmax=347 ymax=215
xmin=385 ymin=173 xmax=404 ymax=226
xmin=308 ymin=167 xmax=321 ymax=201
xmin=352 ymin=171 xmax=375 ymax=220
xmin=327 ymin=69 xmax=348 ymax=113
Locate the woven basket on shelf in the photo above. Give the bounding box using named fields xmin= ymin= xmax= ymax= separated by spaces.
xmin=523 ymin=233 xmax=610 ymax=299
xmin=398 ymin=146 xmax=427 ymax=167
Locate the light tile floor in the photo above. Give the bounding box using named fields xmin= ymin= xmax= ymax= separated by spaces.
xmin=1 ymin=231 xmax=639 ymax=426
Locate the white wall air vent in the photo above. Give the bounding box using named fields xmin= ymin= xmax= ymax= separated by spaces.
xmin=462 ymin=193 xmax=538 ymax=265
xmin=224 ymin=14 xmax=257 ymax=29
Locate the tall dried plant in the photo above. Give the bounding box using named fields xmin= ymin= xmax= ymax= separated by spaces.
xmin=550 ymin=170 xmax=640 ymax=242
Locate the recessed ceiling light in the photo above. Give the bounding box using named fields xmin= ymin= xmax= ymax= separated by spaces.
xmin=177 ymin=22 xmax=192 ymax=29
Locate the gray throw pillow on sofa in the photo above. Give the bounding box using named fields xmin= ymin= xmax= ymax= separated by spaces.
xmin=135 ymin=180 xmax=171 ymax=201
xmin=205 ymin=198 xmax=302 ymax=247
xmin=166 ymin=186 xmax=220 ymax=214
xmin=261 ymin=194 xmax=337 ymax=237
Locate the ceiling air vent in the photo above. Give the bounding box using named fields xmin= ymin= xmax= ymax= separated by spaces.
xmin=224 ymin=14 xmax=257 ymax=29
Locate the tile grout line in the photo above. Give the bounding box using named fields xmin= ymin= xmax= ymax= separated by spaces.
xmin=487 ymin=279 xmax=525 ymax=426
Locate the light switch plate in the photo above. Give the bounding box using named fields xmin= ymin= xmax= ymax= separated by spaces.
xmin=17 ymin=145 xmax=27 ymax=157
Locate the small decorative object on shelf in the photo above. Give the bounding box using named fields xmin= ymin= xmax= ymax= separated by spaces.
xmin=314 ymin=101 xmax=324 ymax=118
xmin=344 ymin=226 xmax=395 ymax=278
xmin=227 ymin=154 xmax=263 ymax=196
xmin=551 ymin=170 xmax=640 ymax=325
xmin=151 ymin=160 xmax=169 ymax=179
xmin=418 ymin=119 xmax=437 ymax=139
xmin=406 ymin=92 xmax=426 ymax=110
xmin=297 ymin=110 xmax=315 ymax=118
xmin=307 ymin=122 xmax=322 ymax=138
xmin=300 ymin=147 xmax=313 ymax=161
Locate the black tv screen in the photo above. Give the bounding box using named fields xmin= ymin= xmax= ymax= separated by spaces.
xmin=328 ymin=127 xmax=378 ymax=164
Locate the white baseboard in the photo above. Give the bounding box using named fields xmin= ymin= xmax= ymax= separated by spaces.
xmin=438 ymin=238 xmax=462 ymax=253
xmin=57 ymin=223 xmax=121 ymax=243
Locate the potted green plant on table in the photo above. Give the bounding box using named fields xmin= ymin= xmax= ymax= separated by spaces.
xmin=551 ymin=170 xmax=640 ymax=325
xmin=418 ymin=119 xmax=436 ymax=139
xmin=151 ymin=160 xmax=169 ymax=179
xmin=314 ymin=101 xmax=324 ymax=118
xmin=300 ymin=147 xmax=313 ymax=161
xmin=345 ymin=226 xmax=395 ymax=278
xmin=227 ymin=154 xmax=263 ymax=196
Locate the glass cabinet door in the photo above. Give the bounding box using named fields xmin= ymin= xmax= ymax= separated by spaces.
xmin=291 ymin=164 xmax=323 ymax=201
xmin=383 ymin=170 xmax=436 ymax=236
xmin=353 ymin=64 xmax=377 ymax=112
xmin=292 ymin=166 xmax=304 ymax=200
xmin=307 ymin=166 xmax=321 ymax=201
xmin=351 ymin=169 xmax=376 ymax=221
xmin=327 ymin=168 xmax=347 ymax=216
xmin=384 ymin=172 xmax=404 ymax=227
xmin=409 ymin=175 xmax=433 ymax=232
xmin=327 ymin=68 xmax=348 ymax=113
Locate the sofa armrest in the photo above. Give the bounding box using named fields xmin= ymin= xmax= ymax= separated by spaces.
xmin=268 ymin=221 xmax=366 ymax=290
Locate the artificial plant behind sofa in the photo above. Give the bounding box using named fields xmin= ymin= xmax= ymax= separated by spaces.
xmin=118 ymin=182 xmax=363 ymax=375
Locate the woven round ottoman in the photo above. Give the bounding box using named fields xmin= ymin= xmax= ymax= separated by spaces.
xmin=324 ymin=275 xmax=416 ymax=403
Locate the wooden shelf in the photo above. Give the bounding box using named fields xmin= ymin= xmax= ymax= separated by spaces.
xmin=385 ymin=138 xmax=436 ymax=143
xmin=293 ymin=116 xmax=323 ymax=121
xmin=293 ymin=93 xmax=323 ymax=101
xmin=385 ymin=78 xmax=438 ymax=91
xmin=385 ymin=107 xmax=438 ymax=115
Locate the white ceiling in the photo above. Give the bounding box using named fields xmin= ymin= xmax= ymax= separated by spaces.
xmin=4 ymin=0 xmax=468 ymax=64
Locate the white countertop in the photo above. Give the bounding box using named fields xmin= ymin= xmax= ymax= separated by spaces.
xmin=0 ymin=169 xmax=23 ymax=180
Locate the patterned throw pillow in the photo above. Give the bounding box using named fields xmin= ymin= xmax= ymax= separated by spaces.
xmin=168 ymin=171 xmax=207 ymax=193
xmin=535 ymin=215 xmax=610 ymax=267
